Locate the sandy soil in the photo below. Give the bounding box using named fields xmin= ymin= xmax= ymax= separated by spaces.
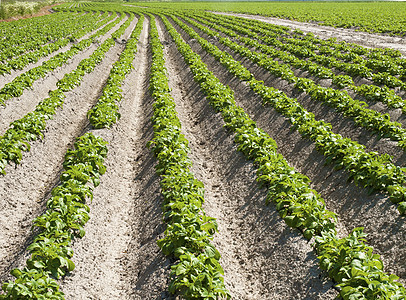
xmin=60 ymin=17 xmax=172 ymax=299
xmin=159 ymin=16 xmax=338 ymax=299
xmin=2 ymin=9 xmax=406 ymax=300
xmin=0 ymin=14 xmax=124 ymax=136
xmin=0 ymin=14 xmax=133 ymax=286
xmin=169 ymin=14 xmax=406 ymax=285
xmin=213 ymin=12 xmax=406 ymax=56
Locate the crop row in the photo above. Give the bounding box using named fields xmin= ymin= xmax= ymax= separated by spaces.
xmin=197 ymin=13 xmax=406 ymax=112
xmin=0 ymin=11 xmax=146 ymax=300
xmin=148 ymin=14 xmax=230 ymax=299
xmin=0 ymin=13 xmax=134 ymax=175
xmin=157 ymin=11 xmax=406 ymax=299
xmin=168 ymin=12 xmax=406 ymax=215
xmin=0 ymin=132 xmax=108 ymax=299
xmin=0 ymin=11 xmax=122 ymax=105
xmin=208 ymin=13 xmax=406 ymax=77
xmin=88 ymin=14 xmax=144 ymax=128
xmin=142 ymin=2 xmax=406 ymax=36
xmin=188 ymin=13 xmax=406 ymax=149
xmin=0 ymin=11 xmax=83 ymax=62
xmin=0 ymin=11 xmax=109 ymax=75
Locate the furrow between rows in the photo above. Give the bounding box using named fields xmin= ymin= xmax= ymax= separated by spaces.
xmin=157 ymin=16 xmax=338 ymax=299
xmin=60 ymin=16 xmax=170 ymax=299
xmin=164 ymin=12 xmax=406 ymax=285
xmin=0 ymin=15 xmax=137 ymax=285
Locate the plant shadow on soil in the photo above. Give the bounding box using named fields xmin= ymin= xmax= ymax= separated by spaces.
xmin=158 ymin=18 xmax=337 ymax=298
xmin=177 ymin=19 xmax=406 ymax=283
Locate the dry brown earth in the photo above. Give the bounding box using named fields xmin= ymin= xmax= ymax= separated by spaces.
xmin=1 ymin=9 xmax=406 ymax=299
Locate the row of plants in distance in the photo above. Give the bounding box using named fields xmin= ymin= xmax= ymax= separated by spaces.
xmin=196 ymin=13 xmax=406 ymax=113
xmin=158 ymin=12 xmax=406 ymax=299
xmin=141 ymin=2 xmax=406 ymax=36
xmin=207 ymin=13 xmax=406 ymax=78
xmin=147 ymin=14 xmax=230 ymax=299
xmin=0 ymin=11 xmax=82 ymax=62
xmin=188 ymin=13 xmax=406 ymax=148
xmin=88 ymin=14 xmax=144 ymax=128
xmin=169 ymin=12 xmax=406 ymax=215
xmin=0 ymin=11 xmax=108 ymax=75
xmin=0 ymin=13 xmax=134 ymax=175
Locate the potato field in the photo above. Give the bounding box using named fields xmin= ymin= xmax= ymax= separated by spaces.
xmin=0 ymin=2 xmax=406 ymax=299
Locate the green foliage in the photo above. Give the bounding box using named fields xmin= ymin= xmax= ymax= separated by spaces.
xmin=0 ymin=12 xmax=122 ymax=104
xmin=148 ymin=15 xmax=230 ymax=299
xmin=316 ymin=228 xmax=406 ymax=300
xmin=173 ymin=11 xmax=406 ymax=213
xmin=140 ymin=2 xmax=406 ymax=36
xmin=158 ymin=11 xmax=406 ymax=299
xmin=0 ymin=11 xmax=110 ymax=74
xmin=0 ymin=12 xmax=130 ymax=175
xmin=193 ymin=13 xmax=406 ymax=141
xmin=1 ymin=133 xmax=108 ymax=299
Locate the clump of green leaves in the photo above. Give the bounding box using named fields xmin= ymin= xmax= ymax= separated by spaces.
xmin=316 ymin=228 xmax=406 ymax=300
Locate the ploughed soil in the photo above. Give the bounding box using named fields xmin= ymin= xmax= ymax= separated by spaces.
xmin=1 ymin=8 xmax=406 ymax=300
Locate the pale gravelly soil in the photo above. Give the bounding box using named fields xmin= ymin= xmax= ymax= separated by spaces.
xmin=214 ymin=12 xmax=406 ymax=56
xmin=158 ymin=16 xmax=338 ymax=299
xmin=169 ymin=14 xmax=406 ymax=286
xmin=60 ymin=17 xmax=172 ymax=299
xmin=0 ymin=14 xmax=134 ymax=285
xmin=0 ymin=13 xmax=125 ymax=136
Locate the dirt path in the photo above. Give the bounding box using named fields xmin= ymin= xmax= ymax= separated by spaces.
xmin=158 ymin=16 xmax=338 ymax=299
xmin=60 ymin=17 xmax=172 ymax=299
xmin=166 ymin=15 xmax=406 ymax=284
xmin=0 ymin=15 xmax=136 ymax=285
xmin=213 ymin=12 xmax=406 ymax=56
xmin=0 ymin=13 xmax=126 ymax=136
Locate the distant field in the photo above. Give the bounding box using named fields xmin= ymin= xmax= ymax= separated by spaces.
xmin=1 ymin=2 xmax=406 ymax=299
xmin=138 ymin=1 xmax=406 ymax=35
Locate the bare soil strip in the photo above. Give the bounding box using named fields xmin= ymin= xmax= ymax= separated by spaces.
xmin=0 ymin=14 xmax=128 ymax=136
xmin=159 ymin=16 xmax=338 ymax=299
xmin=186 ymin=16 xmax=406 ymax=167
xmin=213 ymin=12 xmax=406 ymax=56
xmin=167 ymin=15 xmax=406 ymax=284
xmin=60 ymin=17 xmax=171 ymax=299
xmin=0 ymin=16 xmax=137 ymax=285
